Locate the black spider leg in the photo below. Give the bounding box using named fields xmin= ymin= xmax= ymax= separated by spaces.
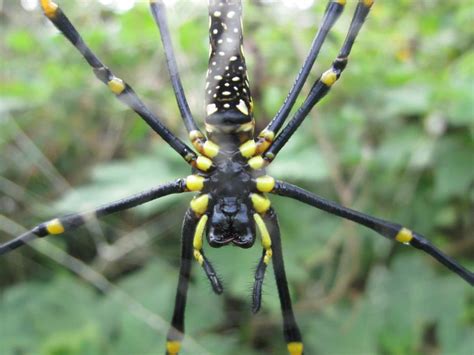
xmin=165 ymin=209 xmax=197 ymax=355
xmin=39 ymin=1 xmax=197 ymax=164
xmin=0 ymin=179 xmax=186 ymax=256
xmin=272 ymin=181 xmax=474 ymax=286
xmin=257 ymin=0 xmax=345 ymax=149
xmin=197 ymin=248 xmax=223 ymax=294
xmin=252 ymin=249 xmax=267 ymax=313
xmin=265 ymin=209 xmax=304 ymax=354
xmin=264 ymin=0 xmax=374 ymax=161
xmin=149 ymin=1 xmax=206 ymax=144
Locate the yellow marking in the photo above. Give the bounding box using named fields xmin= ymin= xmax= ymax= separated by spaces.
xmin=46 ymin=218 xmax=65 ymax=235
xmin=193 ymin=250 xmax=204 ymax=265
xmin=248 ymin=156 xmax=265 ymax=170
xmin=203 ymin=140 xmax=220 ymax=158
xmin=335 ymin=0 xmax=346 ymax=4
xmin=395 ymin=227 xmax=413 ymax=244
xmin=253 ymin=214 xmax=271 ymax=249
xmin=287 ymin=342 xmax=304 ymax=355
xmin=236 ymin=121 xmax=255 ymax=133
xmin=236 ymin=99 xmax=249 ymax=115
xmin=193 ymin=215 xmax=208 ymax=265
xmin=107 ymin=77 xmax=125 ymax=94
xmin=189 ymin=130 xmax=204 ymax=142
xmin=193 ymin=215 xmax=208 ymax=251
xmin=190 ymin=194 xmax=209 ymax=216
xmin=256 ymin=175 xmax=275 ymax=193
xmin=251 ymin=193 xmax=271 ymax=214
xmin=321 ymin=69 xmax=338 ymax=86
xmin=363 ymin=0 xmax=375 ymax=6
xmin=40 ymin=0 xmax=58 ymax=18
xmin=186 ymin=175 xmax=205 ymax=191
xmin=259 ymin=129 xmax=275 ymax=142
xmin=206 ymin=103 xmax=218 ymax=116
xmin=256 ymin=140 xmax=271 ymax=153
xmin=166 ymin=341 xmax=181 ymax=355
xmin=263 ymin=250 xmax=272 ymax=264
xmin=196 ymin=156 xmax=213 ymax=171
xmin=256 ymin=129 xmax=275 ymax=153
xmin=239 ymin=140 xmax=257 ymax=158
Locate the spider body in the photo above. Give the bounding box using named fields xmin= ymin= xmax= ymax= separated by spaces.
xmin=1 ymin=1 xmax=473 ymax=354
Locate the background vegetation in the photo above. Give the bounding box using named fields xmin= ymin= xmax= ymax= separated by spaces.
xmin=1 ymin=0 xmax=473 ymax=354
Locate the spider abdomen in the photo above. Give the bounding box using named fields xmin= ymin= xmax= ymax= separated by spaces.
xmin=205 ymin=0 xmax=254 ymax=143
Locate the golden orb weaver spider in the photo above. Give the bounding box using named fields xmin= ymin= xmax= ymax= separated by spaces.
xmin=1 ymin=0 xmax=473 ymax=354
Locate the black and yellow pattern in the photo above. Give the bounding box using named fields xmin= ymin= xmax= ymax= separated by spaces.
xmin=2 ymin=2 xmax=473 ymax=355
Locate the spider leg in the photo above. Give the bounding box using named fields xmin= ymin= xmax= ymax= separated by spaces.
xmin=149 ymin=1 xmax=207 ymax=150
xmin=264 ymin=0 xmax=374 ymax=162
xmin=39 ymin=1 xmax=197 ymax=164
xmin=165 ymin=209 xmax=196 ymax=355
xmin=264 ymin=209 xmax=304 ymax=355
xmin=252 ymin=213 xmax=273 ymax=313
xmin=191 ymin=214 xmax=223 ymax=294
xmin=0 ymin=179 xmax=186 ymax=256
xmin=252 ymin=249 xmax=268 ymax=313
xmin=256 ymin=0 xmax=346 ymax=153
xmin=271 ymin=180 xmax=474 ymax=286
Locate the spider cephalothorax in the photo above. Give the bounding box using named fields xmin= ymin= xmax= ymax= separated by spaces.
xmin=1 ymin=1 xmax=472 ymax=355
xmin=203 ymin=158 xmax=258 ymax=249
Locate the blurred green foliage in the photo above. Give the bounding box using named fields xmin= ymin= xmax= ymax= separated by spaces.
xmin=1 ymin=1 xmax=473 ymax=354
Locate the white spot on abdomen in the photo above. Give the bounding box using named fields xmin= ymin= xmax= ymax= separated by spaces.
xmin=207 ymin=103 xmax=218 ymax=115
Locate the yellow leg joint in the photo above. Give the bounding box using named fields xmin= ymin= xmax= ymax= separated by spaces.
xmin=190 ymin=194 xmax=209 ymax=216
xmin=259 ymin=129 xmax=275 ymax=142
xmin=256 ymin=129 xmax=274 ymax=154
xmin=321 ymin=69 xmax=338 ymax=86
xmin=190 ymin=131 xmax=205 ymax=153
xmin=263 ymin=249 xmax=273 ymax=264
xmin=254 ymin=214 xmax=273 ymax=264
xmin=189 ymin=129 xmax=204 ymax=143
xmin=107 ymin=77 xmax=126 ymax=94
xmin=363 ymin=0 xmax=375 ymax=7
xmin=287 ymin=342 xmax=304 ymax=355
xmin=202 ymin=140 xmax=220 ymax=158
xmin=193 ymin=215 xmax=208 ymax=251
xmin=248 ymin=156 xmax=266 ymax=170
xmin=251 ymin=193 xmax=271 ymax=213
xmin=395 ymin=227 xmax=413 ymax=244
xmin=196 ymin=156 xmax=213 ymax=172
xmin=193 ymin=250 xmax=204 ymax=265
xmin=166 ymin=340 xmax=181 ymax=355
xmin=40 ymin=0 xmax=58 ymax=18
xmin=45 ymin=218 xmax=65 ymax=235
xmin=186 ymin=175 xmax=205 ymax=191
xmin=256 ymin=175 xmax=275 ymax=193
xmin=253 ymin=214 xmax=271 ymax=249
xmin=239 ymin=140 xmax=257 ymax=158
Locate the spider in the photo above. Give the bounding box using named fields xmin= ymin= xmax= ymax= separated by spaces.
xmin=1 ymin=0 xmax=473 ymax=354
